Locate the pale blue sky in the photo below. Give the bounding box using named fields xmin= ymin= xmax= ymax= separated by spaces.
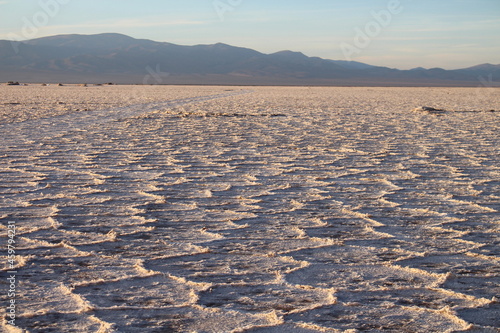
xmin=1 ymin=0 xmax=499 ymax=69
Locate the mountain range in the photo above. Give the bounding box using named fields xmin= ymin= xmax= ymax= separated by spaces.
xmin=1 ymin=33 xmax=499 ymax=86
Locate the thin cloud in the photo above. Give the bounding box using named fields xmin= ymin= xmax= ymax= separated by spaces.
xmin=48 ymin=18 xmax=208 ymax=30
xmin=0 ymin=18 xmax=210 ymax=40
xmin=397 ymin=18 xmax=500 ymax=33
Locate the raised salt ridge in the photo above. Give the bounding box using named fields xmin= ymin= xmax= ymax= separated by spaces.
xmin=0 ymin=85 xmax=499 ymax=332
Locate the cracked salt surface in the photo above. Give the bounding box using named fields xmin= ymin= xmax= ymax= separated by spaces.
xmin=0 ymin=85 xmax=499 ymax=332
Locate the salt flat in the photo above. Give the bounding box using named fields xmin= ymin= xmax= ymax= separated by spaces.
xmin=1 ymin=85 xmax=499 ymax=332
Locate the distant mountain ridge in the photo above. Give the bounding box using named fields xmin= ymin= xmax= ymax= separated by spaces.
xmin=1 ymin=33 xmax=499 ymax=86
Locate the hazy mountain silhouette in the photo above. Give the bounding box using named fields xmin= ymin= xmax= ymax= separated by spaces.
xmin=1 ymin=33 xmax=499 ymax=86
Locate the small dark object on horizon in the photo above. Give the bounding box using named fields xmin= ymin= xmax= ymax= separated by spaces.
xmin=7 ymin=81 xmax=20 ymax=86
xmin=413 ymin=106 xmax=446 ymax=114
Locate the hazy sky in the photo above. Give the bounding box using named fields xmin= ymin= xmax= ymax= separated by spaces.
xmin=1 ymin=0 xmax=499 ymax=69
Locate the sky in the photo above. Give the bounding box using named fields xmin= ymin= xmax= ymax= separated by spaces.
xmin=0 ymin=0 xmax=499 ymax=69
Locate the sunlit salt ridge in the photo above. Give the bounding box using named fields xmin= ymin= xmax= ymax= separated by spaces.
xmin=0 ymin=86 xmax=499 ymax=332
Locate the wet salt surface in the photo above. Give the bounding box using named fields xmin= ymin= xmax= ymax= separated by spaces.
xmin=0 ymin=86 xmax=499 ymax=332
